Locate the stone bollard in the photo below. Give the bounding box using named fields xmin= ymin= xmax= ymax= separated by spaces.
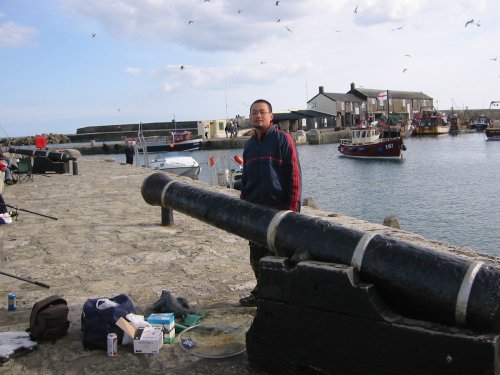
xmin=383 ymin=215 xmax=400 ymax=229
xmin=302 ymin=197 xmax=318 ymax=209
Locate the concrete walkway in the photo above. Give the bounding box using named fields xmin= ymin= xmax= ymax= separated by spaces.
xmin=0 ymin=157 xmax=497 ymax=374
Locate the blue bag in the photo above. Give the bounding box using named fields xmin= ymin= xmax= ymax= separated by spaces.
xmin=81 ymin=294 xmax=136 ymax=350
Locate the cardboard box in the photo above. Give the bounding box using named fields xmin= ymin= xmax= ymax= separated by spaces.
xmin=116 ymin=317 xmax=163 ymax=354
xmin=147 ymin=313 xmax=175 ymax=331
xmin=151 ymin=324 xmax=176 ymax=344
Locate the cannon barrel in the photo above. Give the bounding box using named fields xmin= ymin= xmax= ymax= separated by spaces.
xmin=8 ymin=147 xmax=76 ymax=162
xmin=141 ymin=172 xmax=500 ymax=333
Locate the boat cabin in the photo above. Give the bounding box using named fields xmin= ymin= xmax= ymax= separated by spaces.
xmin=349 ymin=126 xmax=380 ymax=145
xmin=171 ymin=131 xmax=193 ymax=143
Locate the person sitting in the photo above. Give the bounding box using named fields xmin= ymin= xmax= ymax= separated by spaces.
xmin=0 ymin=148 xmax=15 ymax=184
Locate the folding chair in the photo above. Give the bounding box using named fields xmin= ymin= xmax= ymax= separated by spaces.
xmin=12 ymin=156 xmax=34 ymax=183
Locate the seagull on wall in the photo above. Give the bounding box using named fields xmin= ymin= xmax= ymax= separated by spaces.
xmin=465 ymin=19 xmax=474 ymax=27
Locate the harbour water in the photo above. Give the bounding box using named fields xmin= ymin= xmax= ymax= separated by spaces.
xmin=96 ymin=132 xmax=499 ymax=257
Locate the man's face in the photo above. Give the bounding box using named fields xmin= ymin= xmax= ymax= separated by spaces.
xmin=250 ymin=102 xmax=273 ymax=131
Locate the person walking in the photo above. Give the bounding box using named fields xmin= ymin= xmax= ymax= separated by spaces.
xmin=124 ymin=141 xmax=135 ymax=165
xmin=239 ymin=99 xmax=302 ymax=307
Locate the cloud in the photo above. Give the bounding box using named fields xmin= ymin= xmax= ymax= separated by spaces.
xmin=152 ymin=61 xmax=311 ymax=94
xmin=0 ymin=21 xmax=38 ymax=48
xmin=123 ymin=67 xmax=142 ymax=75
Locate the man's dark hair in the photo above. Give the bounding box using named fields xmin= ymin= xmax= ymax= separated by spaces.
xmin=250 ymin=99 xmax=272 ymax=113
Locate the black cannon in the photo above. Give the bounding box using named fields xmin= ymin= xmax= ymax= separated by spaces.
xmin=141 ymin=172 xmax=500 ymax=333
xmin=142 ymin=172 xmax=500 ymax=374
xmin=8 ymin=147 xmax=78 ymax=175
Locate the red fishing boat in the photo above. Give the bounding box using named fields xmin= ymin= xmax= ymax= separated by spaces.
xmin=338 ymin=126 xmax=406 ymax=159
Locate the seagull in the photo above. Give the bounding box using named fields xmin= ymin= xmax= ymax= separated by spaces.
xmin=490 ymin=57 xmax=498 ymax=61
xmin=188 ymin=20 xmax=194 ymax=25
xmin=275 ymin=1 xmax=280 ymax=5
xmin=465 ymin=19 xmax=474 ymax=27
xmin=180 ymin=65 xmax=185 ymax=70
xmin=404 ymin=54 xmax=412 ymax=57
xmin=476 ymin=20 xmax=481 ymax=27
xmin=403 ymin=68 xmax=408 ymax=73
xmin=392 ymin=25 xmax=404 ymax=31
xmin=354 ymin=5 xmax=358 ymax=13
xmin=117 ymin=108 xmax=121 ymax=112
xmin=260 ymin=61 xmax=266 ymax=64
xmin=237 ymin=9 xmax=242 ymax=14
xmin=91 ymin=33 xmax=96 ymax=38
xmin=276 ymin=18 xmax=281 ymax=22
xmin=285 ymin=26 xmax=293 ymax=33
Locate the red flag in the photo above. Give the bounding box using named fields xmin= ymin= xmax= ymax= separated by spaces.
xmin=377 ymin=91 xmax=388 ymax=100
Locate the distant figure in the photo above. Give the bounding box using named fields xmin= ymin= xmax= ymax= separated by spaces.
xmin=124 ymin=141 xmax=135 ymax=165
xmin=204 ymin=125 xmax=209 ymax=139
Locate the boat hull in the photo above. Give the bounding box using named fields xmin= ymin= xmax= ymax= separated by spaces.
xmin=485 ymin=128 xmax=500 ymax=140
xmin=413 ymin=125 xmax=450 ymax=135
xmin=338 ymin=139 xmax=404 ymax=159
xmin=138 ymin=139 xmax=202 ymax=153
xmin=147 ymin=156 xmax=201 ymax=179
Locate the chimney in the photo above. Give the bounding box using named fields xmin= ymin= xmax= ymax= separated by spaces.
xmin=351 ymin=82 xmax=355 ymax=91
xmin=319 ymin=86 xmax=324 ymax=94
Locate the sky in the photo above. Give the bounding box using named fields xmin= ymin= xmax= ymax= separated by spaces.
xmin=1 ymin=0 xmax=499 ymax=137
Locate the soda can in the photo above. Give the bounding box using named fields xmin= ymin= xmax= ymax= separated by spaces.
xmin=7 ymin=293 xmax=16 ymax=311
xmin=107 ymin=333 xmax=118 ymax=356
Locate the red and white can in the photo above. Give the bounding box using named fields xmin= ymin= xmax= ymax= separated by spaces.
xmin=107 ymin=333 xmax=118 ymax=356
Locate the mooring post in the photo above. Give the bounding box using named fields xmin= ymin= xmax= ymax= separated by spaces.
xmin=161 ymin=207 xmax=174 ymax=226
xmin=72 ymin=159 xmax=78 ymax=175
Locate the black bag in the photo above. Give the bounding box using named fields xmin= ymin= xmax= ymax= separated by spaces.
xmin=81 ymin=294 xmax=136 ymax=350
xmin=27 ymin=295 xmax=70 ymax=342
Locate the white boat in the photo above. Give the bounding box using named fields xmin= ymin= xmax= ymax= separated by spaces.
xmin=146 ymin=155 xmax=200 ymax=179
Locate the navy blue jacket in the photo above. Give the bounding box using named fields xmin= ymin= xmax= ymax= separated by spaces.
xmin=241 ymin=126 xmax=301 ymax=212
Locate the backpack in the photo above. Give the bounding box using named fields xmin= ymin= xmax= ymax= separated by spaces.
xmin=81 ymin=294 xmax=136 ymax=350
xmin=27 ymin=295 xmax=70 ymax=342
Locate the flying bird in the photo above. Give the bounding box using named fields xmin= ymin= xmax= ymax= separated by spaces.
xmin=404 ymin=54 xmax=412 ymax=57
xmin=91 ymin=33 xmax=96 ymax=38
xmin=276 ymin=18 xmax=281 ymax=22
xmin=237 ymin=9 xmax=242 ymax=14
xmin=188 ymin=20 xmax=194 ymax=25
xmin=180 ymin=65 xmax=185 ymax=70
xmin=275 ymin=1 xmax=280 ymax=5
xmin=402 ymin=68 xmax=408 ymax=73
xmin=465 ymin=19 xmax=474 ymax=27
xmin=490 ymin=57 xmax=498 ymax=61
xmin=260 ymin=61 xmax=266 ymax=64
xmin=392 ymin=25 xmax=404 ymax=31
xmin=354 ymin=5 xmax=358 ymax=13
xmin=117 ymin=108 xmax=121 ymax=112
xmin=285 ymin=26 xmax=293 ymax=33
xmin=476 ymin=20 xmax=481 ymax=27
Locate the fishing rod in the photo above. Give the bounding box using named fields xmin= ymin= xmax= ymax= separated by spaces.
xmin=0 ymin=270 xmax=50 ymax=289
xmin=1 ymin=203 xmax=58 ymax=220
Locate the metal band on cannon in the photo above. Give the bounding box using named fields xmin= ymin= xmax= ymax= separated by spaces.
xmin=141 ymin=172 xmax=500 ymax=333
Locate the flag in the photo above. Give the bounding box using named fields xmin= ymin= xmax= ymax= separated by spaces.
xmin=377 ymin=91 xmax=388 ymax=100
xmin=209 ymin=155 xmax=215 ymax=168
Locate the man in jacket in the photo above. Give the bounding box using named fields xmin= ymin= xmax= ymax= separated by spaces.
xmin=239 ymin=99 xmax=302 ymax=307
